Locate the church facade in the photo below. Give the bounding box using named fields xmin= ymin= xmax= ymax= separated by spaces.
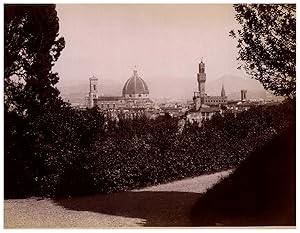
xmin=86 ymin=69 xmax=155 ymax=110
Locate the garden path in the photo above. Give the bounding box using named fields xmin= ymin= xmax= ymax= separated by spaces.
xmin=4 ymin=170 xmax=231 ymax=228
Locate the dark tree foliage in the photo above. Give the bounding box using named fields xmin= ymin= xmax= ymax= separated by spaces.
xmin=4 ymin=4 xmax=66 ymax=198
xmin=230 ymin=4 xmax=296 ymax=98
xmin=4 ymin=4 xmax=65 ymax=115
xmin=50 ymin=102 xmax=298 ymax=197
xmin=4 ymin=100 xmax=295 ymax=198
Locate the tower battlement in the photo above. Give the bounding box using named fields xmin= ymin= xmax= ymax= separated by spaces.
xmin=197 ymin=60 xmax=206 ymax=97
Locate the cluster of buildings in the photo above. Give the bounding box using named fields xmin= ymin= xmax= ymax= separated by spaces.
xmin=187 ymin=60 xmax=227 ymax=124
xmin=87 ymin=69 xmax=156 ymax=110
xmin=84 ymin=68 xmax=162 ymax=119
xmin=83 ymin=59 xmax=279 ymax=124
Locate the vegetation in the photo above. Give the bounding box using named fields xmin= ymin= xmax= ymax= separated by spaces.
xmin=190 ymin=124 xmax=295 ymax=226
xmin=4 ymin=6 xmax=296 ymax=220
xmin=5 ymin=100 xmax=295 ymax=198
xmin=230 ymin=4 xmax=296 ymax=98
xmin=4 ymin=4 xmax=66 ymax=198
xmin=4 ymin=4 xmax=65 ymax=113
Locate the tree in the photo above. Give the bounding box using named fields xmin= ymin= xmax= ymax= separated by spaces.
xmin=230 ymin=4 xmax=296 ymax=98
xmin=4 ymin=4 xmax=66 ymax=198
xmin=4 ymin=4 xmax=65 ymax=116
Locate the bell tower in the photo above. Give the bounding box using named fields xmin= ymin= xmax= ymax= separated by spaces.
xmin=221 ymin=84 xmax=226 ymax=97
xmin=88 ymin=76 xmax=98 ymax=108
xmin=197 ymin=59 xmax=206 ymax=97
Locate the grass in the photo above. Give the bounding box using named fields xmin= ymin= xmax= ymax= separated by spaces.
xmin=190 ymin=125 xmax=296 ymax=226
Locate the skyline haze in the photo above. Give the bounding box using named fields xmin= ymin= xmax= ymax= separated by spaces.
xmin=54 ymin=4 xmax=254 ymax=99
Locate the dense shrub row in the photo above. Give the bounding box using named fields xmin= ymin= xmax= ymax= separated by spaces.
xmin=4 ymin=100 xmax=295 ymax=198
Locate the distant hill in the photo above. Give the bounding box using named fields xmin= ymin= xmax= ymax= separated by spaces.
xmin=57 ymin=79 xmax=123 ymax=104
xmin=147 ymin=77 xmax=195 ymax=100
xmin=207 ymin=75 xmax=261 ymax=100
xmin=57 ymin=76 xmax=196 ymax=104
xmin=206 ymin=75 xmax=283 ymax=101
xmin=206 ymin=74 xmax=264 ymax=95
xmin=57 ymin=74 xmax=282 ymax=104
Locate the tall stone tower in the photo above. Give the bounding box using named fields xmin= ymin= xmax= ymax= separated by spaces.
xmin=197 ymin=59 xmax=206 ymax=97
xmin=221 ymin=84 xmax=226 ymax=97
xmin=88 ymin=76 xmax=98 ymax=108
xmin=241 ymin=89 xmax=247 ymax=102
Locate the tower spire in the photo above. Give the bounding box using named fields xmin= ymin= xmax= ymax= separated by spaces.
xmin=221 ymin=83 xmax=226 ymax=97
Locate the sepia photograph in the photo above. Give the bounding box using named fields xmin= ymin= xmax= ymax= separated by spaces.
xmin=3 ymin=2 xmax=296 ymax=229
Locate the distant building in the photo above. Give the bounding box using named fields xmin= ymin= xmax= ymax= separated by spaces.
xmin=159 ymin=106 xmax=186 ymax=118
xmin=187 ymin=59 xmax=225 ymax=125
xmin=241 ymin=89 xmax=247 ymax=102
xmin=86 ymin=69 xmax=155 ymax=110
xmin=186 ymin=105 xmax=220 ymax=124
xmin=88 ymin=76 xmax=99 ymax=108
xmin=193 ymin=59 xmax=228 ymax=111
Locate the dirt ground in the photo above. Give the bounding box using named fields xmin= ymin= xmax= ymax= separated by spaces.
xmin=4 ymin=170 xmax=231 ymax=228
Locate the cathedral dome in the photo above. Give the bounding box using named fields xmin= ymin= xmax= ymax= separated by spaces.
xmin=122 ymin=69 xmax=149 ymax=97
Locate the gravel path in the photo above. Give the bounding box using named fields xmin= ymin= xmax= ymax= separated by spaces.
xmin=4 ymin=170 xmax=232 ymax=228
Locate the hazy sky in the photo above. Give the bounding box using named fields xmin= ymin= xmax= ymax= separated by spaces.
xmin=54 ymin=4 xmax=245 ymax=93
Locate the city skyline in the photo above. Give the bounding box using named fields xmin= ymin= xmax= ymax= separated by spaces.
xmin=54 ymin=4 xmax=249 ymax=98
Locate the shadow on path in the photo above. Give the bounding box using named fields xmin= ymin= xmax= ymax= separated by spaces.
xmin=54 ymin=191 xmax=201 ymax=227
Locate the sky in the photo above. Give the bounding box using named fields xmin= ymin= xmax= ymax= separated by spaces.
xmin=54 ymin=4 xmax=246 ymax=96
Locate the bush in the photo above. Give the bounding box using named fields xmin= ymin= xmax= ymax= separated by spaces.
xmin=4 ymin=100 xmax=295 ymax=198
xmin=190 ymin=125 xmax=296 ymax=226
